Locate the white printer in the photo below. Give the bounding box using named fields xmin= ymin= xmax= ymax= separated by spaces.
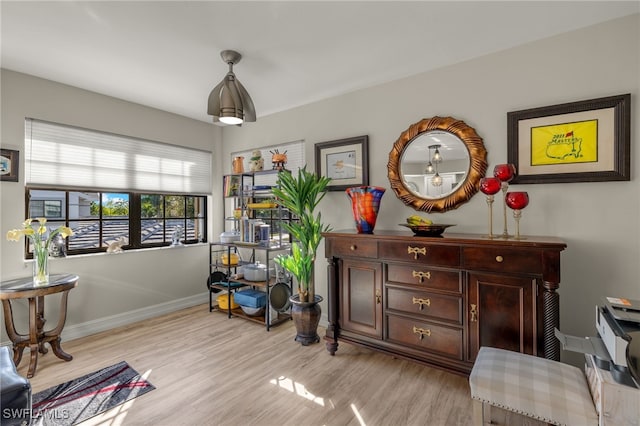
xmin=556 ymin=297 xmax=640 ymax=389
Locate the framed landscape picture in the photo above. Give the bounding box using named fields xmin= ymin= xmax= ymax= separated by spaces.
xmin=507 ymin=94 xmax=630 ymax=184
xmin=314 ymin=135 xmax=368 ymax=191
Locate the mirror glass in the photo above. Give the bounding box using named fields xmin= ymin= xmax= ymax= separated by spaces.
xmin=388 ymin=117 xmax=487 ymax=213
xmin=400 ymin=130 xmax=469 ymax=199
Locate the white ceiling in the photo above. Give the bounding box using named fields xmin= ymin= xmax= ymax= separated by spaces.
xmin=2 ymin=1 xmax=638 ymax=124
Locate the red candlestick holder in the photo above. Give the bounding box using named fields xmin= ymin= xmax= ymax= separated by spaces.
xmin=479 ymin=177 xmax=501 ymax=238
xmin=493 ymin=163 xmax=516 ymax=238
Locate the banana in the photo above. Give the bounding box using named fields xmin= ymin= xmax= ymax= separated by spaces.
xmin=406 ymin=215 xmax=433 ymax=226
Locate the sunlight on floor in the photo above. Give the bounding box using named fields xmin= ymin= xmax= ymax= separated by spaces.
xmin=269 ymin=376 xmax=325 ymax=407
xmin=79 ymin=368 xmax=153 ymax=426
xmin=351 ymin=403 xmax=367 ymax=426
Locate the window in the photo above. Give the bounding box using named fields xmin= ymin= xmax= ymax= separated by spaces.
xmin=24 ymin=119 xmax=211 ymax=256
xmin=29 ymin=200 xmax=62 ymax=218
xmin=27 ymin=189 xmax=206 ymax=255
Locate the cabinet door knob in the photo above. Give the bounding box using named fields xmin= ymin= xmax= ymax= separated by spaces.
xmin=412 ymin=326 xmax=431 ymax=340
xmin=412 ymin=270 xmax=431 ymax=283
xmin=350 ymin=245 xmax=356 ymax=251
xmin=495 ymin=255 xmax=504 ymax=263
xmin=407 ymin=246 xmax=427 ymax=260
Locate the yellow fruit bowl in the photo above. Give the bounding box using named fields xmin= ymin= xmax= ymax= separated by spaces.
xmin=399 ymin=223 xmax=455 ymax=237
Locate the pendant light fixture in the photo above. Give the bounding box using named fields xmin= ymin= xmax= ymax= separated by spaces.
xmin=425 ymin=146 xmax=434 ymax=174
xmin=429 ymin=144 xmax=443 ymax=187
xmin=432 ymin=145 xmax=443 ymax=164
xmin=207 ymin=50 xmax=256 ymax=125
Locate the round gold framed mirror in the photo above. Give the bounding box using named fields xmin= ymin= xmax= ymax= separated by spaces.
xmin=387 ymin=116 xmax=487 ymax=212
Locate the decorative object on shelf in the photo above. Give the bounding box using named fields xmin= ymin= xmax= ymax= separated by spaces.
xmin=243 ymin=262 xmax=268 ymax=281
xmin=345 ymin=186 xmax=385 ymax=234
xmin=507 ymin=93 xmax=630 ymax=184
xmin=221 ymin=252 xmax=240 ymax=266
xmin=0 ymin=148 xmax=19 ymax=182
xmin=270 ymin=149 xmax=287 ymax=170
xmin=106 ymin=236 xmax=127 ymax=253
xmin=49 ymin=230 xmax=67 ymax=257
xmin=398 ymin=223 xmax=455 ymax=237
xmin=493 ymin=163 xmax=516 ymax=239
xmin=388 ymin=116 xmax=488 ymax=213
xmin=506 ymin=191 xmax=530 ymax=240
xmin=6 ymin=218 xmax=73 ymax=285
xmin=207 ymin=50 xmax=256 ymax=126
xmin=272 ymin=166 xmax=331 ymax=345
xmin=170 ymin=226 xmax=184 ymax=246
xmin=315 ymin=135 xmax=369 ymax=191
xmin=248 ymin=150 xmax=264 ymax=172
xmin=232 ymin=156 xmax=244 ymax=173
xmin=479 ymin=177 xmax=502 ymax=239
xmin=219 ymin=230 xmax=240 ymax=243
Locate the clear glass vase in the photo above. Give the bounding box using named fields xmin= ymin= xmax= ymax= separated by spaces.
xmin=33 ymin=249 xmax=49 ymax=286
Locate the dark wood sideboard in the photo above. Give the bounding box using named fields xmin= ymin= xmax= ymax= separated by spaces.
xmin=323 ymin=230 xmax=566 ymax=376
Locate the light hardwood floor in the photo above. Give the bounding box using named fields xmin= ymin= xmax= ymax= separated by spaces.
xmin=20 ymin=304 xmax=473 ymax=426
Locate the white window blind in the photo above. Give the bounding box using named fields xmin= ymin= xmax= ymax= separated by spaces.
xmin=25 ymin=119 xmax=212 ymax=194
xmin=232 ymin=140 xmax=305 ymax=186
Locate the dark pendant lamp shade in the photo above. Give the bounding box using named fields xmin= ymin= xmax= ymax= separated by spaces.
xmin=207 ymin=50 xmax=256 ymax=125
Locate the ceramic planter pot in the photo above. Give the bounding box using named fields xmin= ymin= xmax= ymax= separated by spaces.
xmin=289 ymin=294 xmax=322 ymax=346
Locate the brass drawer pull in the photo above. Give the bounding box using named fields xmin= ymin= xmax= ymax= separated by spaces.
xmin=495 ymin=255 xmax=504 ymax=263
xmin=412 ymin=297 xmax=431 ymax=310
xmin=413 ymin=326 xmax=431 ymax=340
xmin=470 ymin=304 xmax=477 ymax=322
xmin=412 ymin=270 xmax=431 ymax=283
xmin=350 ymin=245 xmax=357 ymax=251
xmin=407 ymin=246 xmax=427 ymax=260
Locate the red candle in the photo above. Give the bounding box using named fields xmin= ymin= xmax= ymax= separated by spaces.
xmin=480 ymin=177 xmax=501 ymax=195
xmin=505 ymin=191 xmax=529 ymax=210
xmin=493 ymin=164 xmax=516 ymax=182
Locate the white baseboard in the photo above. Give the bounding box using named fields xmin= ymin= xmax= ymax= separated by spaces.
xmin=60 ymin=292 xmax=209 ymax=342
xmin=1 ymin=294 xmax=328 ymax=348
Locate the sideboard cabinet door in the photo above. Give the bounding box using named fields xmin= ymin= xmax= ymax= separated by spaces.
xmin=340 ymin=259 xmax=383 ymax=339
xmin=467 ymin=272 xmax=537 ymax=362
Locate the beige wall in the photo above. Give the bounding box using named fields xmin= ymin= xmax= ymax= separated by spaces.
xmin=0 ymin=70 xmax=222 ymax=340
xmin=221 ymin=14 xmax=640 ymax=366
xmin=1 ymin=14 xmax=638 ymax=367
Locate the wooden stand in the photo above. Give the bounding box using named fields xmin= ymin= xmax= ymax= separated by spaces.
xmin=0 ymin=274 xmax=78 ymax=378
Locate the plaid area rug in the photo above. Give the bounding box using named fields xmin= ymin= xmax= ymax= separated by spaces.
xmin=32 ymin=361 xmax=155 ymax=425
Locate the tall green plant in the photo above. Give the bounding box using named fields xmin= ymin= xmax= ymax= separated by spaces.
xmin=272 ymin=166 xmax=331 ymax=302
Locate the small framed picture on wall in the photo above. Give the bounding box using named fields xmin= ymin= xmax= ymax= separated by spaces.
xmin=1 ymin=149 xmax=19 ymax=182
xmin=314 ymin=135 xmax=369 ymax=191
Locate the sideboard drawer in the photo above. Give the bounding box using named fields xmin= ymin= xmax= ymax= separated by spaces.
xmin=386 ymin=314 xmax=463 ymax=360
xmin=386 ymin=287 xmax=462 ymax=324
xmin=380 ymin=242 xmax=460 ymax=266
xmin=386 ymin=264 xmax=461 ymax=293
xmin=330 ymin=239 xmax=378 ymax=259
xmin=462 ymin=247 xmax=541 ymax=274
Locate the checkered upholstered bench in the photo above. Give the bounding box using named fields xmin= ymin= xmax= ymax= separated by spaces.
xmin=469 ymin=347 xmax=598 ymax=426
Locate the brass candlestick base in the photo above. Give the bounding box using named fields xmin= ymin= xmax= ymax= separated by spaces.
xmin=484 ymin=195 xmax=496 ymax=239
xmin=500 ymin=183 xmax=512 ymax=239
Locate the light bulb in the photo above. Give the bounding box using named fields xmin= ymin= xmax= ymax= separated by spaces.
xmin=425 ymin=162 xmax=434 ymax=174
xmin=219 ymin=116 xmax=243 ymax=125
